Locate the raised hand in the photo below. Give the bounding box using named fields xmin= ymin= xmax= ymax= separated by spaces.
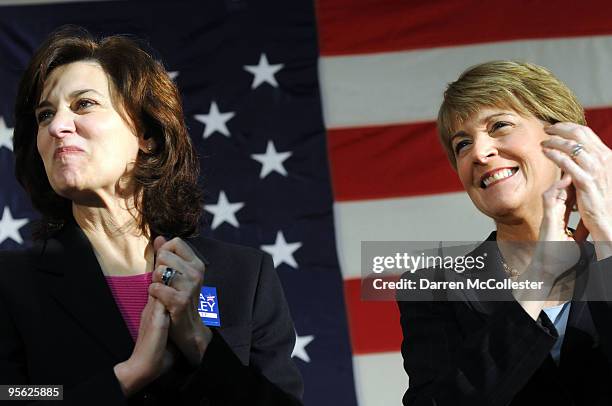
xmin=542 ymin=122 xmax=612 ymax=251
xmin=149 ymin=236 xmax=213 ymax=366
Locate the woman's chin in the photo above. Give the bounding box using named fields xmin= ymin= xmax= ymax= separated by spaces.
xmin=51 ymin=176 xmax=85 ymax=198
xmin=476 ymin=197 xmax=524 ymax=220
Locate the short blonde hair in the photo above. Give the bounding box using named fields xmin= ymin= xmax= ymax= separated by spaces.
xmin=438 ymin=60 xmax=585 ymax=167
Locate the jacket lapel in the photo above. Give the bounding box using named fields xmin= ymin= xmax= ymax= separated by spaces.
xmin=33 ymin=217 xmax=134 ymax=362
xmin=558 ymin=300 xmax=593 ymax=368
xmin=460 ymin=232 xmax=514 ymax=317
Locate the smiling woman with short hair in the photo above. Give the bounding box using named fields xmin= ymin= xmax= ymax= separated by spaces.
xmin=398 ymin=61 xmax=612 ymax=406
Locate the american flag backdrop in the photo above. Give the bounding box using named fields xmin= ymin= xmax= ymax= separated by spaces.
xmin=3 ymin=1 xmax=612 ymax=405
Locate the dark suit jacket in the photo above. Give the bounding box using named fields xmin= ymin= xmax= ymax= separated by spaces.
xmin=0 ymin=217 xmax=303 ymax=405
xmin=397 ymin=232 xmax=612 ymax=406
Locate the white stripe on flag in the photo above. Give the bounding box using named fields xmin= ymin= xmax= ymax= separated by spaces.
xmin=334 ymin=192 xmax=493 ymax=279
xmin=353 ymin=352 xmax=407 ymax=406
xmin=320 ymin=35 xmax=612 ymax=128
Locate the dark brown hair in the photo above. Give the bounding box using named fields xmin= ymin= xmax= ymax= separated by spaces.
xmin=13 ymin=25 xmax=203 ymax=240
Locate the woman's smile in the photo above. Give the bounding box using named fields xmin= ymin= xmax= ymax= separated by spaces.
xmin=480 ymin=167 xmax=519 ymax=189
xmin=453 ymin=108 xmax=559 ymax=221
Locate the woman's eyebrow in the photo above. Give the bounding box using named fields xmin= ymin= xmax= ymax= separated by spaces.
xmin=482 ymin=112 xmax=514 ymax=122
xmin=450 ymin=112 xmax=517 ymax=141
xmin=36 ymin=88 xmax=104 ymax=110
xmin=451 ymin=130 xmax=467 ymax=142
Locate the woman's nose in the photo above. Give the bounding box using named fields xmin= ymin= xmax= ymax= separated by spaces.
xmin=471 ymin=137 xmax=498 ymax=164
xmin=47 ymin=110 xmax=76 ymax=139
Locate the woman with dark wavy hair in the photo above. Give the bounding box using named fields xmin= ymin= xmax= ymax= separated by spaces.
xmin=0 ymin=26 xmax=302 ymax=405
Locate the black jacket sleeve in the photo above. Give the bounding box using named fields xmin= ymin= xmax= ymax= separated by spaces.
xmin=155 ymin=252 xmax=303 ymax=405
xmin=0 ymin=252 xmax=130 ymax=406
xmin=583 ymin=255 xmax=612 ymax=364
xmin=398 ymin=298 xmax=557 ymax=406
xmin=0 ymin=249 xmax=302 ymax=405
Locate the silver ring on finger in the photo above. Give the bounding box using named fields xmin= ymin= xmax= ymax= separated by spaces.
xmin=161 ymin=267 xmax=178 ymax=286
xmin=570 ymin=143 xmax=584 ymax=160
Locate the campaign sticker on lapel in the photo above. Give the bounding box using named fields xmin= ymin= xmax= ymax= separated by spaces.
xmin=198 ymin=286 xmax=221 ymax=327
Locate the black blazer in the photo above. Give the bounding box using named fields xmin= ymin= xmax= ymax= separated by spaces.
xmin=397 ymin=233 xmax=612 ymax=406
xmin=0 ymin=217 xmax=303 ymax=405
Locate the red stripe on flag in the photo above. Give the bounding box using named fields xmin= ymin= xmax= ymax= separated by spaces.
xmin=328 ymin=107 xmax=612 ymax=202
xmin=344 ymin=278 xmax=402 ymax=354
xmin=328 ymin=122 xmax=462 ymax=201
xmin=317 ymin=0 xmax=612 ymax=56
xmin=586 ymin=106 xmax=612 ymax=140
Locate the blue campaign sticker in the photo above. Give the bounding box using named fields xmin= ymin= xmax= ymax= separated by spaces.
xmin=198 ymin=286 xmax=221 ymax=327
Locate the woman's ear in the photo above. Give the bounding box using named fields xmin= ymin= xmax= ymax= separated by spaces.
xmin=138 ymin=136 xmax=155 ymax=153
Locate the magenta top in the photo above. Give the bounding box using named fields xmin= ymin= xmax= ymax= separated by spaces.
xmin=104 ymin=272 xmax=154 ymax=341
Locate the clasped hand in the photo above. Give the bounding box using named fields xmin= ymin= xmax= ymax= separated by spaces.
xmin=119 ymin=236 xmax=212 ymax=395
xmin=518 ymin=122 xmax=612 ymax=298
xmin=148 ymin=235 xmax=213 ymax=367
xmin=541 ymin=122 xmax=612 ymax=246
